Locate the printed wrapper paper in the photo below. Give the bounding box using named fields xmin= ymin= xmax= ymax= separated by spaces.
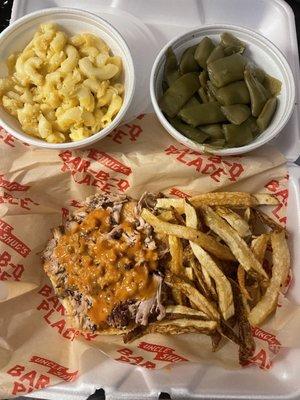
xmin=0 ymin=114 xmax=297 ymax=398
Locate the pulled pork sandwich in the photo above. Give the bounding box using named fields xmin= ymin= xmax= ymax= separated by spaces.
xmin=42 ymin=193 xmax=167 ymax=334
xmin=43 ymin=191 xmax=290 ymax=364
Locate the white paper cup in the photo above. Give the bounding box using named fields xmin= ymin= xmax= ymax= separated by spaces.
xmin=0 ymin=8 xmax=135 ymax=149
xmin=150 ymin=25 xmax=295 ymax=156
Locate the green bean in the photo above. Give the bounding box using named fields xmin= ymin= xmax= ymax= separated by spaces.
xmin=169 ymin=116 xmax=209 ymax=144
xmin=199 ymin=70 xmax=208 ymax=87
xmin=244 ymin=69 xmax=268 ymax=117
xmin=179 ymin=45 xmax=200 ymax=74
xmin=221 ymin=104 xmax=251 ymax=125
xmin=207 ymin=45 xmax=225 ymax=65
xmin=208 ymin=91 xmax=217 ymax=102
xmin=162 ymin=80 xmax=168 ymax=93
xmin=179 ymin=100 xmax=227 ymax=127
xmin=200 ymin=124 xmax=224 ymax=139
xmin=208 ymin=53 xmax=247 ymax=88
xmin=215 ymin=81 xmax=250 ymax=105
xmin=194 ymin=37 xmax=215 ymax=69
xmin=198 ymin=87 xmax=209 ymax=103
xmin=159 ymin=72 xmax=200 ymax=118
xmin=207 ymin=80 xmax=218 ymax=97
xmin=257 ymin=97 xmax=277 ymax=131
xmin=263 ymin=74 xmax=282 ymax=96
xmin=163 ymin=47 xmax=181 ymax=87
xmin=221 ymin=32 xmax=246 ymax=55
xmin=223 ymin=116 xmax=260 ymax=147
xmin=205 ymin=139 xmax=225 ymax=148
xmin=223 ymin=119 xmax=253 ymax=147
xmin=249 ymin=67 xmax=265 ymax=83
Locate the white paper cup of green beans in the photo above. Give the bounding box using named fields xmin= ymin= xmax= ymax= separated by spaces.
xmin=150 ymin=25 xmax=295 ymax=155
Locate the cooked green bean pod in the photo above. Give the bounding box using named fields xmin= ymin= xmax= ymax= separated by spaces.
xmin=180 ymin=45 xmax=200 ymax=74
xmin=208 ymin=53 xmax=247 ymax=88
xmin=221 ymin=32 xmax=246 ymax=55
xmin=194 ymin=37 xmax=215 ymax=69
xmin=159 ymin=72 xmax=200 ymax=118
xmin=257 ymin=97 xmax=277 ymax=131
xmin=205 ymin=138 xmax=226 ymax=148
xmin=207 ymin=45 xmax=225 ymax=65
xmin=249 ymin=67 xmax=265 ymax=83
xmin=201 ymin=124 xmax=225 ymax=139
xmin=208 ymin=91 xmax=217 ymax=102
xmin=215 ymin=81 xmax=250 ymax=105
xmin=179 ymin=100 xmax=227 ymax=127
xmin=169 ymin=116 xmax=209 ymax=143
xmin=223 ymin=119 xmax=253 ymax=147
xmin=207 ymin=80 xmax=218 ymax=97
xmin=198 ymin=87 xmax=209 ymax=103
xmin=244 ymin=69 xmax=268 ymax=117
xmin=163 ymin=47 xmax=181 ymax=87
xmin=263 ymin=74 xmax=282 ymax=96
xmin=162 ymin=80 xmax=169 ymax=93
xmin=221 ymin=104 xmax=251 ymax=125
xmin=199 ymin=70 xmax=208 ymax=87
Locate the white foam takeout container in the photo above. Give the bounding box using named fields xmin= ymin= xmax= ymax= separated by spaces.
xmin=4 ymin=0 xmax=300 ymax=399
xmin=0 ymin=8 xmax=136 ymax=149
xmin=150 ymin=25 xmax=295 ymax=156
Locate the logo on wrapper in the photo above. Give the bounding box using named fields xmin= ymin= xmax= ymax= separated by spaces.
xmin=165 ymin=145 xmax=245 ymax=183
xmin=0 ymin=174 xmax=30 ymax=191
xmin=37 ymin=284 xmax=97 ymax=342
xmin=59 ymin=150 xmax=131 ymax=194
xmin=115 ymin=342 xmax=188 ymax=368
xmin=0 ymin=220 xmax=30 ymax=258
xmin=6 ymin=356 xmax=78 ymax=396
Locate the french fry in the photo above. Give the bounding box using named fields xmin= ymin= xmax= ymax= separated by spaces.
xmin=156 ymin=198 xmax=185 ymax=214
xmin=141 ymin=208 xmax=234 ymax=261
xmin=202 ymin=206 xmax=268 ymax=280
xmin=249 ymin=231 xmax=290 ymax=326
xmin=148 ymin=318 xmax=217 ymax=334
xmin=164 ymin=272 xmax=220 ymax=321
xmin=251 ymin=234 xmax=269 ymax=264
xmin=237 ymin=234 xmax=269 ymax=303
xmin=158 ymin=209 xmax=174 ymax=222
xmin=252 ymin=193 xmax=280 ymax=206
xmin=219 ymin=319 xmax=241 ymax=345
xmin=210 ymin=331 xmax=222 ymax=352
xmin=253 ymin=209 xmax=285 ymax=233
xmin=168 ymin=235 xmax=184 ymax=275
xmin=185 ymin=266 xmax=194 ymax=281
xmin=237 ymin=266 xmax=251 ymax=301
xmin=166 ymin=305 xmax=208 ymax=319
xmin=230 ymin=279 xmax=255 ymax=365
xmin=190 ymin=192 xmax=278 ymax=208
xmin=216 ymin=207 xmax=251 ymax=238
xmin=201 ymin=266 xmax=216 ymax=297
xmin=185 ymin=202 xmax=234 ymax=320
xmin=189 ymin=257 xmax=214 ymax=299
xmin=244 ymin=207 xmax=251 ymax=222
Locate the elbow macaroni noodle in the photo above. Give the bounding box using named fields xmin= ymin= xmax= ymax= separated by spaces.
xmin=0 ymin=23 xmax=124 ymax=143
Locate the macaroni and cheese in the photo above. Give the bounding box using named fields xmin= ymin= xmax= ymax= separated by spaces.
xmin=0 ymin=23 xmax=124 ymax=143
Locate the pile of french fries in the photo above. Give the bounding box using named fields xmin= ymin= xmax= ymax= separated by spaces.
xmin=129 ymin=192 xmax=290 ymax=363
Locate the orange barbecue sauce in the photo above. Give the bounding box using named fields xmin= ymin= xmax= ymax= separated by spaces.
xmin=54 ymin=206 xmax=158 ymax=325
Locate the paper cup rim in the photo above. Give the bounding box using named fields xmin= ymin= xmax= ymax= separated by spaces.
xmin=0 ymin=7 xmax=136 ymax=149
xmin=150 ymin=23 xmax=296 ymax=156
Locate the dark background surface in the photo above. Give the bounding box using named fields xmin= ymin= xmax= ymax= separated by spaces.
xmin=0 ymin=0 xmax=299 ymax=399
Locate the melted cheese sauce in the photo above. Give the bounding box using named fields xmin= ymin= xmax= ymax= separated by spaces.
xmin=54 ymin=206 xmax=158 ymax=324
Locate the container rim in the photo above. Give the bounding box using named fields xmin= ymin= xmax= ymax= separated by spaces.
xmin=150 ymin=23 xmax=296 ymax=156
xmin=0 ymin=7 xmax=136 ymax=149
